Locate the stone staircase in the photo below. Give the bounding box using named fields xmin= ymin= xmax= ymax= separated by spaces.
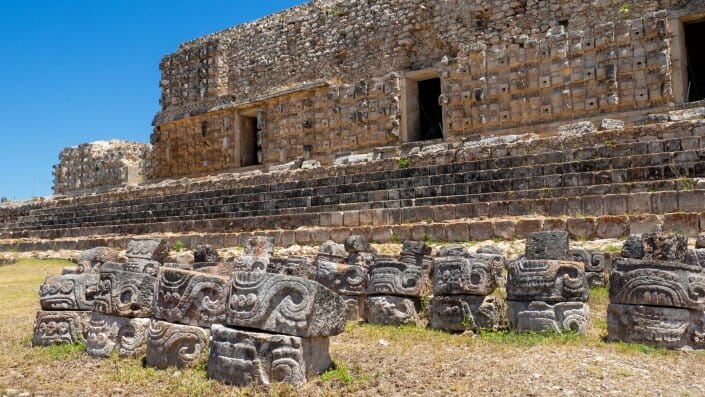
xmin=2 ymin=117 xmax=705 ymax=251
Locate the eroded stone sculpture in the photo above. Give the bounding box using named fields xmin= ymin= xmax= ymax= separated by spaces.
xmin=207 ymin=325 xmax=332 ymax=386
xmin=86 ymin=313 xmax=150 ymax=358
xmin=32 ymin=311 xmax=90 ymax=346
xmin=145 ymin=320 xmax=210 ymax=369
xmin=607 ymin=303 xmax=705 ymax=349
xmin=154 ymin=267 xmax=229 ymax=327
xmin=364 ymin=295 xmax=419 ymax=326
xmin=126 ymin=238 xmax=169 ymax=264
xmin=432 ymin=255 xmax=496 ymax=296
xmin=76 ymin=247 xmax=118 ymax=273
xmin=93 ymin=262 xmax=158 ymax=318
xmin=506 ymin=259 xmax=588 ymax=302
xmin=39 ymin=274 xmax=99 ymax=311
xmin=429 ymin=295 xmax=506 ymax=332
xmin=226 ymin=272 xmax=346 ymax=337
xmin=508 ymin=301 xmax=591 ymax=334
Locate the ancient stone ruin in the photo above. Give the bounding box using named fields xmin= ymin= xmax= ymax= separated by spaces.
xmin=429 ymin=245 xmax=507 ymax=332
xmin=507 ymin=231 xmax=591 ymax=334
xmin=365 ymin=241 xmax=432 ymax=326
xmin=607 ymin=232 xmax=705 ymax=350
xmin=33 ymin=238 xmax=347 ymax=387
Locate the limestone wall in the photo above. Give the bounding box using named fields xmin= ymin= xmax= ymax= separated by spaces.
xmin=53 ymin=140 xmax=150 ymax=195
xmin=147 ymin=0 xmax=697 ymax=180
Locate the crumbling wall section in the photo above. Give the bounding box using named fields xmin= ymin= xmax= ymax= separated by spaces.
xmin=53 ymin=140 xmax=150 ymax=195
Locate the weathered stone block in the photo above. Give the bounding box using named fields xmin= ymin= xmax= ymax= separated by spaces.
xmin=126 ymin=238 xmax=169 ymax=263
xmin=586 ymin=271 xmax=606 ymax=288
xmin=86 ymin=313 xmax=150 ymax=358
xmin=154 ymin=267 xmax=229 ymax=327
xmin=311 ymin=257 xmax=367 ymax=296
xmin=32 ymin=311 xmax=90 ymax=346
xmin=268 ymin=256 xmax=313 ymax=278
xmin=364 ymin=296 xmax=420 ymax=326
xmin=344 ymin=235 xmax=371 ymax=253
xmin=39 ymin=273 xmax=99 ymax=311
xmin=508 ymin=301 xmax=591 ymax=334
xmin=621 ymin=233 xmax=688 ymax=261
xmin=244 ymin=236 xmax=274 ymax=257
xmin=76 ymin=247 xmax=118 ymax=273
xmin=94 ymin=262 xmax=158 ymax=318
xmin=226 ymin=272 xmax=346 ymax=337
xmin=432 ymin=255 xmax=496 ymax=296
xmin=367 ymin=257 xmax=431 ymax=297
xmin=207 ymin=325 xmax=331 ymax=387
xmin=145 ymin=320 xmax=210 ymax=369
xmin=507 ymin=259 xmax=588 ymax=302
xmin=194 ymin=245 xmax=221 ymax=263
xmin=428 ymin=295 xmax=507 ymax=332
xmin=607 ymin=303 xmax=705 ymax=350
xmin=610 ymin=258 xmax=705 ymax=311
xmin=525 ymin=231 xmax=569 ymax=260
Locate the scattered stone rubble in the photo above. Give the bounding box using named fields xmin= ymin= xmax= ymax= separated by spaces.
xmin=507 ymin=231 xmax=591 ymax=335
xmin=607 ymin=233 xmax=705 ymax=350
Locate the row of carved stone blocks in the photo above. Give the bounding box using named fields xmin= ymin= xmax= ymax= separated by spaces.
xmin=607 ymin=233 xmax=705 ymax=350
xmin=32 ymin=237 xmax=348 ymax=387
xmin=506 ymin=231 xmax=592 ymax=335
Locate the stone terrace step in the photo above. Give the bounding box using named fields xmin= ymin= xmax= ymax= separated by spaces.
xmin=2 ymin=118 xmax=705 ymax=240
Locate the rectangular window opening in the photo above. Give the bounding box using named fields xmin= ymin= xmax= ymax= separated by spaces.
xmin=240 ymin=115 xmax=262 ymax=167
xmin=685 ymin=20 xmax=705 ymax=102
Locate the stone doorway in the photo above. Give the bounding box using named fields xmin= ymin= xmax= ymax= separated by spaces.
xmin=685 ymin=19 xmax=705 ymax=102
xmin=403 ymin=71 xmax=445 ymax=143
xmin=240 ymin=114 xmax=262 ymax=167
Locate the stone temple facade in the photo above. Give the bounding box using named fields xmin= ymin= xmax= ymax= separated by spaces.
xmin=3 ymin=0 xmax=705 ymax=251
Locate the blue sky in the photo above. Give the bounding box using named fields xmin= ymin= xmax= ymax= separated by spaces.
xmin=0 ymin=0 xmax=305 ymax=200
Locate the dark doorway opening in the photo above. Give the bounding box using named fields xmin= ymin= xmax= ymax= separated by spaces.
xmin=417 ymin=78 xmax=444 ymax=141
xmin=240 ymin=115 xmax=262 ymax=167
xmin=685 ymin=20 xmax=705 ymax=102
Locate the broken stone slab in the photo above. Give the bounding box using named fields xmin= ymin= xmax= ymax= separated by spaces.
xmin=86 ymin=313 xmax=150 ymax=358
xmin=126 ymin=238 xmax=169 ymax=264
xmin=145 ymin=320 xmax=210 ymax=369
xmin=367 ymin=257 xmax=431 ymax=297
xmin=570 ymin=249 xmax=606 ymax=272
xmin=76 ymin=247 xmax=118 ymax=273
xmin=428 ymin=295 xmax=507 ymax=332
xmin=432 ymin=255 xmax=496 ymax=296
xmin=621 ymin=233 xmax=688 ymax=261
xmin=39 ymin=273 xmax=99 ymax=311
xmin=507 ymin=259 xmax=588 ymax=302
xmin=194 ymin=245 xmax=221 ymax=263
xmin=508 ymin=301 xmax=591 ymax=335
xmin=685 ymin=249 xmax=705 ymax=268
xmin=311 ymin=255 xmax=368 ymax=296
xmin=344 ymin=235 xmax=372 ymax=254
xmin=153 ymin=267 xmax=229 ymax=327
xmin=609 ymin=258 xmax=705 ymax=311
xmin=600 ymin=118 xmax=625 ymax=130
xmin=207 ymin=325 xmax=332 ymax=387
xmin=226 ymin=272 xmax=346 ymax=337
xmin=558 ymin=121 xmax=596 ymax=137
xmin=268 ymin=156 xmax=305 ymax=172
xmin=525 ymin=231 xmax=570 ymax=260
xmin=319 ymin=240 xmax=346 ymax=257
xmin=342 ymin=296 xmax=365 ymax=321
xmin=301 ymin=159 xmax=321 ymax=169
xmin=93 ymin=262 xmax=158 ymax=318
xmin=668 ymin=107 xmax=705 ymax=121
xmin=333 ymin=152 xmax=374 ymax=166
xmin=364 ymin=296 xmax=420 ymax=326
xmin=32 ymin=311 xmax=90 ymax=346
xmin=607 ymin=303 xmax=705 ymax=350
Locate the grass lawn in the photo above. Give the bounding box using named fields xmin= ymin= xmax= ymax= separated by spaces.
xmin=1 ymin=259 xmax=704 ymax=396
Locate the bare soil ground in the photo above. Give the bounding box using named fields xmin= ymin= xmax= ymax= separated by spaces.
xmin=2 ymin=258 xmax=704 ymax=397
